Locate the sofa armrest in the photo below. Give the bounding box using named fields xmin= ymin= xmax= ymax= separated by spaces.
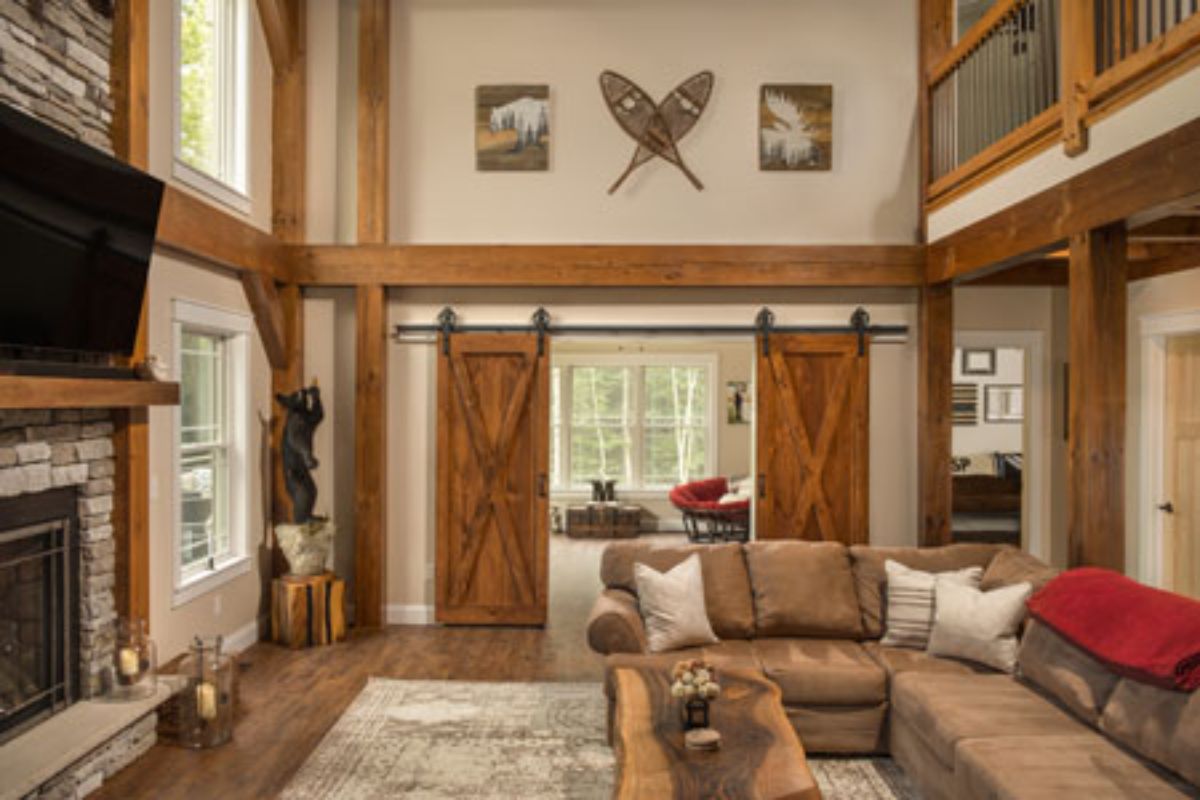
xmin=586 ymin=588 xmax=647 ymax=655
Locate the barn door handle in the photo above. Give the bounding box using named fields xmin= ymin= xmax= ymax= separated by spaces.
xmin=538 ymin=474 xmax=549 ymax=498
xmin=1158 ymin=501 xmax=1175 ymax=514
xmin=757 ymin=474 xmax=766 ymax=499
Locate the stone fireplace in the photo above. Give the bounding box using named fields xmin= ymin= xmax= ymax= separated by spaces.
xmin=0 ymin=486 xmax=80 ymax=745
xmin=0 ymin=409 xmax=117 ymax=728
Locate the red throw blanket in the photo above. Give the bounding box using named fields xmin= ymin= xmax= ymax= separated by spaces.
xmin=1027 ymin=568 xmax=1200 ymax=691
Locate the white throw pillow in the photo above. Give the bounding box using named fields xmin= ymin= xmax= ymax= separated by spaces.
xmin=633 ymin=554 xmax=719 ymax=653
xmin=881 ymin=561 xmax=982 ymax=650
xmin=926 ymin=578 xmax=1033 ymax=672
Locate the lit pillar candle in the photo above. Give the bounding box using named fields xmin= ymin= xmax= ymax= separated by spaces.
xmin=118 ymin=647 xmax=139 ymax=678
xmin=196 ymin=682 xmax=218 ymax=721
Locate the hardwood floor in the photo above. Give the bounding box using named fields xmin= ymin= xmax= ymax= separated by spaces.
xmin=94 ymin=533 xmax=679 ymax=798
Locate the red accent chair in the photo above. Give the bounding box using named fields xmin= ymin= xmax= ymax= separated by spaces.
xmin=669 ymin=477 xmax=750 ymax=543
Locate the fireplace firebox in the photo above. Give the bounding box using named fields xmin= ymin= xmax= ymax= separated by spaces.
xmin=0 ymin=487 xmax=80 ymax=745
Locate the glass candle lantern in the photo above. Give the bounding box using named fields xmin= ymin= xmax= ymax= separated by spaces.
xmin=111 ymin=618 xmax=157 ymax=701
xmin=169 ymin=635 xmax=236 ymax=748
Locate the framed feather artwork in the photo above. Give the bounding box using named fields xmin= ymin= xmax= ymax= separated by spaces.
xmin=475 ymin=85 xmax=550 ymax=171
xmin=759 ymin=84 xmax=833 ymax=171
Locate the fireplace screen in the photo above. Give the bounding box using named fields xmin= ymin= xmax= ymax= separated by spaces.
xmin=0 ymin=488 xmax=79 ymax=745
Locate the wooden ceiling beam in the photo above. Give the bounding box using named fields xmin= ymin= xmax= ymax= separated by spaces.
xmin=289 ymin=244 xmax=926 ymax=287
xmin=928 ymin=115 xmax=1200 ymax=283
xmin=155 ymin=185 xmax=289 ymax=280
xmin=254 ymin=0 xmax=299 ymax=72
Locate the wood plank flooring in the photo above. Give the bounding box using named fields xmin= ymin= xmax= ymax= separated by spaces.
xmin=93 ymin=534 xmax=672 ymax=798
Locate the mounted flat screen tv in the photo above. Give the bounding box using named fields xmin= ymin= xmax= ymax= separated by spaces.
xmin=0 ymin=101 xmax=163 ymax=359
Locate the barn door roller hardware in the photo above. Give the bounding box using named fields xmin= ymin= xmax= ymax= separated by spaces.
xmin=397 ymin=306 xmax=906 ymax=343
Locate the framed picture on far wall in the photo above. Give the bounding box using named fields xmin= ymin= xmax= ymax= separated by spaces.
xmin=726 ymin=381 xmax=752 ymax=424
xmin=475 ymin=84 xmax=550 ymax=171
xmin=952 ymin=383 xmax=978 ymax=426
xmin=759 ymin=83 xmax=833 ymax=171
xmin=961 ymin=348 xmax=996 ymax=376
xmin=985 ymin=384 xmax=1024 ymax=423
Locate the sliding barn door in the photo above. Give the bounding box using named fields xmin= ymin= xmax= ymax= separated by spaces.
xmin=436 ymin=334 xmax=550 ymax=625
xmin=756 ymin=334 xmax=869 ymax=543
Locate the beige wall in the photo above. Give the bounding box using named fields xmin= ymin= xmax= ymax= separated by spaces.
xmin=381 ymin=0 xmax=919 ymax=244
xmin=367 ymin=289 xmax=919 ymax=615
xmin=143 ymin=3 xmax=276 ymax=658
xmin=1127 ymin=267 xmax=1200 ymax=581
xmin=146 ymin=255 xmax=274 ymax=661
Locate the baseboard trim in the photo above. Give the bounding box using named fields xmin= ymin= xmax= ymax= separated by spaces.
xmin=224 ymin=617 xmax=263 ymax=654
xmin=386 ymin=604 xmax=435 ymax=626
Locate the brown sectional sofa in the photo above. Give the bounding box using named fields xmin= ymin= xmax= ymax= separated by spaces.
xmin=586 ymin=540 xmax=1200 ymax=799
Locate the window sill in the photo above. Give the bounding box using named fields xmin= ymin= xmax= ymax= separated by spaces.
xmin=172 ymin=554 xmax=251 ymax=608
xmin=171 ymin=159 xmax=253 ymax=217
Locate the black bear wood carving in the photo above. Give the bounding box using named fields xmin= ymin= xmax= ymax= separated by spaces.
xmin=276 ymin=384 xmax=324 ymax=524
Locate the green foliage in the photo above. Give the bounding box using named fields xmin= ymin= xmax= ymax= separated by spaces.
xmin=557 ymin=365 xmax=709 ymax=488
xmin=179 ymin=0 xmax=217 ymax=174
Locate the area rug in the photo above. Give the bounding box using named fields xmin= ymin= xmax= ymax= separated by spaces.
xmin=282 ymin=679 xmax=920 ymax=799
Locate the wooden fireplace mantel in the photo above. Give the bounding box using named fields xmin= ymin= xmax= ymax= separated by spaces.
xmin=0 ymin=376 xmax=180 ymax=409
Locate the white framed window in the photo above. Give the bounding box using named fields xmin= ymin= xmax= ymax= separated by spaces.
xmin=550 ymin=354 xmax=718 ymax=493
xmin=173 ymin=0 xmax=250 ymax=213
xmin=172 ymin=299 xmax=252 ymax=606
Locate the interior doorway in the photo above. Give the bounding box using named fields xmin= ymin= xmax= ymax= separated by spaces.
xmin=545 ymin=338 xmax=756 ymax=633
xmin=951 ymin=332 xmax=1048 ymax=558
xmin=1139 ymin=310 xmax=1200 ymax=596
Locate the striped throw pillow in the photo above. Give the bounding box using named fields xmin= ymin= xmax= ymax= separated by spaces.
xmin=880 ymin=560 xmax=982 ymax=649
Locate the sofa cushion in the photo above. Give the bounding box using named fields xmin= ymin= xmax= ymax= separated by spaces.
xmin=602 ymin=640 xmax=759 ymax=701
xmin=633 ymin=554 xmax=719 ymax=652
xmin=880 ymin=560 xmax=982 ymax=649
xmin=744 ymin=541 xmax=862 ymax=638
xmin=956 ymin=735 xmax=1195 ymax=799
xmin=1017 ymin=618 xmax=1120 ymax=724
xmin=891 ymin=672 xmax=1088 ymax=769
xmin=862 ymin=641 xmax=988 ymax=681
xmin=600 ymin=542 xmax=755 ymax=639
xmin=753 ymin=639 xmax=886 ymax=706
xmin=784 ymin=703 xmax=887 ymax=755
xmin=1100 ymin=677 xmax=1200 ymax=787
xmin=926 ymin=578 xmax=1032 ymax=672
xmin=981 ymin=546 xmax=1060 ymax=593
xmin=850 ymin=543 xmax=999 ymax=638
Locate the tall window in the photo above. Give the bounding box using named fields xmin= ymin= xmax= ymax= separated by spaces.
xmin=551 ymin=356 xmax=715 ymax=491
xmin=175 ymin=0 xmax=249 ymax=208
xmin=173 ymin=301 xmax=251 ymax=603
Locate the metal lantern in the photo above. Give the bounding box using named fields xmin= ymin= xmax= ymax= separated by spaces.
xmin=161 ymin=635 xmax=235 ymax=748
xmin=683 ymin=698 xmax=711 ymax=731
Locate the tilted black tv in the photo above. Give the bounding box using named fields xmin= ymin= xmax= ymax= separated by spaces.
xmin=0 ymin=101 xmax=163 ymax=360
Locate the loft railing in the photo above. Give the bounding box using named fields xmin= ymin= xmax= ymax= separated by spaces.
xmin=925 ymin=0 xmax=1200 ymax=205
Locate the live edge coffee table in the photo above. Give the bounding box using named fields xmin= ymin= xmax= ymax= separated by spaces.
xmin=612 ymin=666 xmax=822 ymax=800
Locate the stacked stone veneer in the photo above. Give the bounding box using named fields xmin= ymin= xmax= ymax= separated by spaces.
xmin=0 ymin=408 xmax=117 ymax=698
xmin=0 ymin=0 xmax=114 ymax=154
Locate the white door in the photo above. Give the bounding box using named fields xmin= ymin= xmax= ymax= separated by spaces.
xmin=1164 ymin=333 xmax=1200 ymax=599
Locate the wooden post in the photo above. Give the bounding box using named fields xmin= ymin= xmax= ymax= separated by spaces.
xmin=1067 ymin=223 xmax=1127 ymax=570
xmin=354 ymin=286 xmax=387 ymax=628
xmin=110 ymin=0 xmax=150 ymax=626
xmin=1061 ymin=0 xmax=1096 ymax=156
xmin=918 ymin=283 xmax=955 ymax=546
xmin=354 ymin=0 xmax=390 ymax=628
xmin=918 ymin=0 xmax=953 ymax=227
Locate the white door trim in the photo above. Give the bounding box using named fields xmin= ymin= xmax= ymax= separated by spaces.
xmin=1137 ymin=309 xmax=1200 ymax=587
xmin=955 ymin=331 xmax=1049 ymax=561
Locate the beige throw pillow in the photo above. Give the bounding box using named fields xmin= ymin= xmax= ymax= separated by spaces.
xmin=927 ymin=578 xmax=1032 ymax=672
xmin=880 ymin=560 xmax=982 ymax=650
xmin=634 ymin=553 xmax=719 ymax=653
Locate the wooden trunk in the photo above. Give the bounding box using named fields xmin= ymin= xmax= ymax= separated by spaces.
xmin=271 ymin=572 xmax=346 ymax=648
xmin=566 ymin=504 xmax=641 ymax=539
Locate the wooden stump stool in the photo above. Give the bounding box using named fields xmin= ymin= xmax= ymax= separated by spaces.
xmin=271 ymin=571 xmax=346 ymax=648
